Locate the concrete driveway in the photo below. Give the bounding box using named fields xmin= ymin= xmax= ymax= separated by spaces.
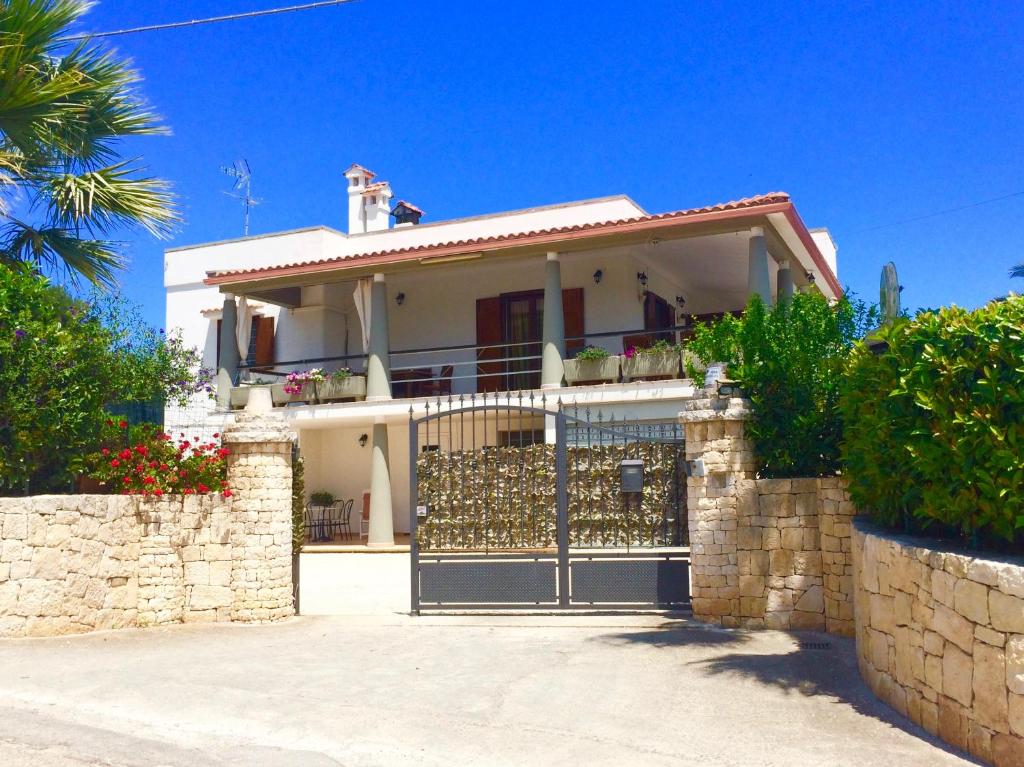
xmin=0 ymin=615 xmax=977 ymax=766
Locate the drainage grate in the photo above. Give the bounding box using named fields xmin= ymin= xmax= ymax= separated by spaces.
xmin=798 ymin=641 xmax=832 ymax=650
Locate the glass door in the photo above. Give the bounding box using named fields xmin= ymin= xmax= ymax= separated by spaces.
xmin=501 ymin=291 xmax=543 ymax=391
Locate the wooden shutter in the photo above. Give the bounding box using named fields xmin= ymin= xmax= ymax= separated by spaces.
xmin=254 ymin=316 xmax=275 ymax=367
xmin=476 ymin=296 xmax=503 ymax=393
xmin=562 ymin=288 xmax=585 ymax=357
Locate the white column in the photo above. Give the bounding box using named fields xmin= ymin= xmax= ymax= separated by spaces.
xmin=366 ymin=273 xmax=392 ymax=401
xmin=216 ymin=294 xmax=239 ymax=409
xmin=367 ymin=416 xmax=394 ymax=547
xmin=777 ymin=259 xmax=794 ymax=303
xmin=541 ymin=252 xmax=565 ymax=389
xmin=747 ymin=227 xmax=773 ymax=307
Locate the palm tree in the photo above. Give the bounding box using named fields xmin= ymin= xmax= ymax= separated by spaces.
xmin=1012 ymin=263 xmax=1024 ymax=279
xmin=0 ymin=0 xmax=177 ymax=286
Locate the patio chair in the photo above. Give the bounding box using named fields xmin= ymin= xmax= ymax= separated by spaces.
xmin=306 ymin=501 xmax=332 ymax=542
xmin=335 ymin=498 xmax=354 ymax=541
xmin=303 ymin=504 xmax=317 ymax=543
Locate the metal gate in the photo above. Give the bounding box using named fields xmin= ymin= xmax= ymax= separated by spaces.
xmin=409 ymin=394 xmax=689 ymax=612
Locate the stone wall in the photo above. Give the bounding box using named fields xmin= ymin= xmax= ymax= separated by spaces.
xmin=0 ymin=409 xmax=296 ymax=638
xmin=853 ymin=521 xmax=1024 ymax=766
xmin=680 ymin=395 xmax=857 ymax=633
xmin=0 ymin=495 xmax=235 ymax=637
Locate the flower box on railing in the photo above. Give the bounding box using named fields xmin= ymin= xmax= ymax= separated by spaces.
xmin=230 ymin=384 xmax=271 ymax=410
xmin=271 ymin=382 xmax=315 ymax=406
xmin=316 ymin=375 xmax=367 ymax=402
xmin=621 ymin=350 xmax=681 ymax=381
xmin=563 ymin=356 xmax=621 ymax=385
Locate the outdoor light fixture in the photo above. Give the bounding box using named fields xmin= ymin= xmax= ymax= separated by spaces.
xmin=637 ymin=271 xmax=648 ymax=287
xmin=358 ymin=433 xmax=368 ymax=447
xmin=675 ymin=295 xmax=686 ymax=308
xmin=395 ymin=292 xmax=405 ymax=306
xmin=593 ymin=269 xmax=603 ymax=284
xmin=805 ymin=271 xmax=816 ymax=284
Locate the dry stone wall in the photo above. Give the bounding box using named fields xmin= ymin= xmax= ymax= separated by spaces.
xmin=0 ymin=495 xmax=235 ymax=637
xmin=853 ymin=522 xmax=1024 ymax=766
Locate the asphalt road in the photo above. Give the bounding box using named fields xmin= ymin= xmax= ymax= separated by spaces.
xmin=0 ymin=615 xmax=978 ymax=766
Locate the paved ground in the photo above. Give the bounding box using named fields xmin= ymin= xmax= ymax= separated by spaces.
xmin=0 ymin=615 xmax=978 ymax=766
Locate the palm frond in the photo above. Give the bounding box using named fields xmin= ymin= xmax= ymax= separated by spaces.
xmin=0 ymin=217 xmax=124 ymax=287
xmin=1011 ymin=263 xmax=1024 ymax=279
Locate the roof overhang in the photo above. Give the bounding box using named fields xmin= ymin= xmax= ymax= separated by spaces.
xmin=204 ymin=195 xmax=842 ymax=299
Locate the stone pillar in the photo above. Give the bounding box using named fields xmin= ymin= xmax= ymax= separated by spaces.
xmin=216 ymin=294 xmax=239 ymax=409
xmin=777 ymin=259 xmax=794 ymax=303
xmin=367 ymin=417 xmax=394 ymax=547
xmin=747 ymin=227 xmax=773 ymax=307
xmin=541 ymin=252 xmax=565 ymax=389
xmin=366 ymin=273 xmax=392 ymax=401
xmin=679 ymin=395 xmax=755 ymax=627
xmin=222 ymin=410 xmax=295 ymax=622
xmin=819 ymin=478 xmax=856 ymax=637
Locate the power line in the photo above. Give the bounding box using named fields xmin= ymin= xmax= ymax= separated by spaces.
xmin=853 ymin=189 xmax=1024 ymax=234
xmin=62 ymin=0 xmax=359 ymax=41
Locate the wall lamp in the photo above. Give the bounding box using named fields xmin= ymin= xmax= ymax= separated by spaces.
xmin=358 ymin=433 xmax=368 ymax=447
xmin=805 ymin=271 xmax=816 ymax=284
xmin=395 ymin=292 xmax=405 ymax=306
xmin=637 ymin=271 xmax=648 ymax=287
xmin=675 ymin=295 xmax=686 ymax=309
xmin=593 ymin=269 xmax=603 ymax=284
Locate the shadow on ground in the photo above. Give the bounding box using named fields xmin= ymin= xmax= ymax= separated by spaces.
xmin=592 ymin=621 xmax=981 ymax=765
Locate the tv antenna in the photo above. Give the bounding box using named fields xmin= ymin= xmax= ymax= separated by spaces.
xmin=220 ymin=160 xmax=261 ymax=236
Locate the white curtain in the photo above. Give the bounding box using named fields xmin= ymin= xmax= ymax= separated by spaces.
xmin=353 ymin=278 xmax=372 ymax=352
xmin=235 ymin=296 xmax=253 ymax=361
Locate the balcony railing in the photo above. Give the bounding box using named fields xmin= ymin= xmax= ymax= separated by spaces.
xmin=234 ymin=323 xmax=701 ymax=406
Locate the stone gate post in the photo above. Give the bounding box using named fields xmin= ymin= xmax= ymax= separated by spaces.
xmin=679 ymin=395 xmax=755 ymax=627
xmin=222 ymin=409 xmax=296 ymax=622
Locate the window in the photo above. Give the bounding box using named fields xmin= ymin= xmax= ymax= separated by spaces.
xmin=498 ymin=429 xmax=545 ymax=447
xmin=368 ymin=195 xmax=376 ymax=205
xmin=350 ymin=177 xmax=358 ymax=187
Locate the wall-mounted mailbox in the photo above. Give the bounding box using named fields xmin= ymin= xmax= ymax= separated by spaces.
xmin=416 ymin=505 xmax=429 ymax=520
xmin=620 ymin=459 xmax=644 ymax=493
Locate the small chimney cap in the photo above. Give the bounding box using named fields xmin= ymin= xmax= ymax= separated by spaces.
xmin=344 ymin=163 xmax=376 ymax=179
xmin=391 ymin=200 xmax=424 ymax=225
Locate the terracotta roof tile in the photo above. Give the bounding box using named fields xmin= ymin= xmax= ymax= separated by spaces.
xmin=208 ymin=193 xmax=791 ymax=282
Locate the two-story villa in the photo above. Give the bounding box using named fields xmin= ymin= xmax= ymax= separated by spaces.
xmin=164 ymin=163 xmax=840 ymax=549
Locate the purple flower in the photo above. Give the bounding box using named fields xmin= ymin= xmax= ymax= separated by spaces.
xmin=14 ymin=329 xmax=25 ymax=340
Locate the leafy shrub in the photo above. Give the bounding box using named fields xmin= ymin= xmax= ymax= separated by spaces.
xmin=840 ymin=296 xmax=1024 ymax=547
xmin=574 ymin=345 xmax=611 ymax=361
xmin=292 ymin=451 xmax=306 ymax=554
xmin=625 ymin=339 xmax=677 ymax=358
xmin=0 ymin=264 xmax=210 ymax=493
xmin=686 ymin=292 xmax=877 ymax=477
xmin=85 ymin=420 xmax=230 ymax=497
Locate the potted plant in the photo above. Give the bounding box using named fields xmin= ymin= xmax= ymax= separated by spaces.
xmin=309 ymin=490 xmax=335 ymax=507
xmin=315 ymin=368 xmax=367 ymax=402
xmin=563 ymin=346 xmax=621 ymax=384
xmin=621 ymin=339 xmax=681 ymax=380
xmin=272 ymin=368 xmax=324 ymax=405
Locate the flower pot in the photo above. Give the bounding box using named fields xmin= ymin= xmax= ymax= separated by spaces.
xmin=271 ymin=382 xmax=315 ymax=406
xmin=621 ymin=351 xmax=680 ymax=381
xmin=563 ymin=356 xmax=621 ymax=385
xmin=316 ymin=375 xmax=367 ymax=402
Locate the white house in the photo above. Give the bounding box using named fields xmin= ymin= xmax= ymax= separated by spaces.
xmin=164 ymin=163 xmax=840 ymax=550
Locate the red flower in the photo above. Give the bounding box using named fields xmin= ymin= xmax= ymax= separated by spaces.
xmin=216 ymin=448 xmax=230 ymax=458
xmin=213 ymin=432 xmax=220 ymax=438
xmin=101 ymin=448 xmax=110 ymax=456
xmin=197 ymin=483 xmax=209 ymax=493
xmin=122 ymin=476 xmax=131 ymax=484
xmin=110 ymin=459 xmax=120 ymax=468
xmin=143 ymin=476 xmax=155 ymax=485
xmin=106 ymin=419 xmax=113 ymax=426
xmin=222 ymin=489 xmax=233 ymax=498
xmin=153 ymin=489 xmax=163 ymax=497
xmin=149 ymin=460 xmax=158 ymax=469
xmin=159 ymin=463 xmax=168 ymax=471
xmin=118 ymin=420 xmax=128 ymax=429
xmin=119 ymin=448 xmax=131 ymax=460
xmin=179 ymin=470 xmax=186 ymax=478
xmin=183 ymin=487 xmax=195 ymax=495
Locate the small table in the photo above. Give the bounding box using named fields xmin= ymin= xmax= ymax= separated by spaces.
xmin=309 ymin=503 xmax=333 ymax=542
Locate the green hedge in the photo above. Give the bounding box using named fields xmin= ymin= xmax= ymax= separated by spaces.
xmin=840 ymin=296 xmax=1024 ymax=546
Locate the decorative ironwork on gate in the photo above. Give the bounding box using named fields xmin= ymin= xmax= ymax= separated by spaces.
xmin=409 ymin=393 xmax=689 ymax=612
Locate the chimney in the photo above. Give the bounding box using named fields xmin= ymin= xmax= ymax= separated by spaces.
xmin=344 ymin=163 xmax=375 ymax=234
xmin=361 ymin=180 xmax=393 ymax=233
xmin=391 ymin=200 xmax=424 ymax=228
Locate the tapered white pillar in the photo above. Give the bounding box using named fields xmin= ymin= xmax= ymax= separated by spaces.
xmin=747 ymin=227 xmax=773 ymax=307
xmin=541 ymin=252 xmax=565 ymax=389
xmin=366 ymin=273 xmax=392 ymax=401
xmin=777 ymin=259 xmax=794 ymax=303
xmin=367 ymin=417 xmax=394 ymax=547
xmin=216 ymin=294 xmax=239 ymax=409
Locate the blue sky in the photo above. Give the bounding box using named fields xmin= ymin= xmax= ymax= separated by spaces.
xmin=72 ymin=0 xmax=1024 ymax=328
